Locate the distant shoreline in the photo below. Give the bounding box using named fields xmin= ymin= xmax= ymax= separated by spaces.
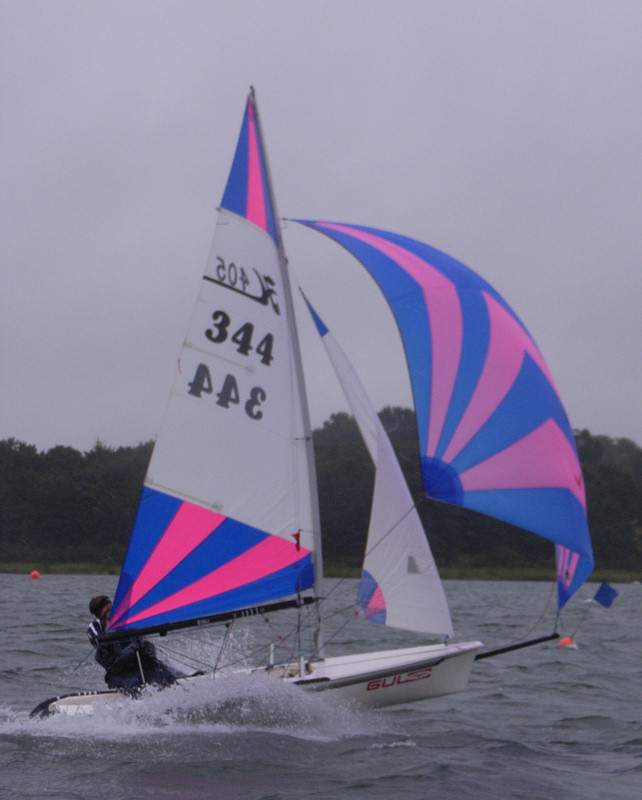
xmin=2 ymin=562 xmax=639 ymax=583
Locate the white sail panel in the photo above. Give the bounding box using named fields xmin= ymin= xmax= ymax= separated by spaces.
xmin=361 ymin=425 xmax=454 ymax=636
xmin=147 ymin=210 xmax=315 ymax=551
xmin=309 ymin=303 xmax=453 ymax=637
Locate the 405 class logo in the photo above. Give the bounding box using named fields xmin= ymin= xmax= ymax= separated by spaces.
xmin=366 ymin=667 xmax=433 ymax=692
xmin=204 ymin=256 xmax=280 ymax=316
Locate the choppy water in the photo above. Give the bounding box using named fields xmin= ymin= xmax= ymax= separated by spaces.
xmin=1 ymin=574 xmax=639 ymax=799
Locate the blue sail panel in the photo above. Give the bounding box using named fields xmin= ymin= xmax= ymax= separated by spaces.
xmin=357 ymin=569 xmax=387 ymax=625
xmin=109 ymin=488 xmax=313 ymax=633
xmin=296 ymin=220 xmax=593 ymax=606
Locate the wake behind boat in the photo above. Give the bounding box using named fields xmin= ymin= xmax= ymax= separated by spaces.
xmin=31 ymin=90 xmax=592 ymax=719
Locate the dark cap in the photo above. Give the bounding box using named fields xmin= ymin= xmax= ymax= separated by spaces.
xmin=89 ymin=595 xmax=111 ymax=617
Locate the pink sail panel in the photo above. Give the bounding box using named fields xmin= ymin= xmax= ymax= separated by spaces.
xmin=443 ymin=292 xmax=562 ymax=464
xmin=443 ymin=292 xmax=554 ymax=463
xmin=364 ymin=584 xmax=386 ymax=620
xmin=460 ymin=418 xmax=586 ymax=507
xmin=245 ymin=99 xmax=268 ymax=233
xmin=557 ymin=545 xmax=580 ymax=591
xmin=221 ymin=92 xmax=279 ymax=242
xmin=112 ymin=534 xmax=310 ymax=629
xmin=315 ymin=222 xmax=463 ymax=459
xmin=110 ymin=501 xmax=226 ymax=628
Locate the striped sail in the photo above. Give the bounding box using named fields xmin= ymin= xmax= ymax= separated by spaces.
xmin=305 ymin=299 xmax=453 ymax=637
xmin=296 ymin=221 xmax=593 ymax=608
xmin=110 ymin=94 xmax=318 ymax=634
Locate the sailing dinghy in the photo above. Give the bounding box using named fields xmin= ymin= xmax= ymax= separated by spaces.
xmin=31 ymin=91 xmax=593 ymax=718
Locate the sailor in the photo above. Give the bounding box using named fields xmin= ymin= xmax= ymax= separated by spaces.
xmin=87 ymin=595 xmax=181 ymax=694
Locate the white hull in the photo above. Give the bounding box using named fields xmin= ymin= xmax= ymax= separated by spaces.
xmin=292 ymin=641 xmax=482 ymax=708
xmin=31 ymin=641 xmax=482 ymax=717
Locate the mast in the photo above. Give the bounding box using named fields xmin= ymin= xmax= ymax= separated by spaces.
xmin=249 ymin=90 xmax=325 ymax=657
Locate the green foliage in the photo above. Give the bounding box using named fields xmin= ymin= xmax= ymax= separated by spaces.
xmin=0 ymin=438 xmax=152 ymax=568
xmin=1 ymin=419 xmax=640 ymax=576
xmin=313 ymin=413 xmax=373 ymax=569
xmin=574 ymin=430 xmax=642 ymax=568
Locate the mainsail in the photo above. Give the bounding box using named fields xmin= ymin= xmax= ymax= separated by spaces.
xmin=305 ymin=298 xmax=453 ymax=637
xmin=109 ymin=93 xmax=321 ymax=635
xmin=296 ymin=221 xmax=594 ymax=607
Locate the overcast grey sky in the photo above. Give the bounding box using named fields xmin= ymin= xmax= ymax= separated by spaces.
xmin=2 ymin=0 xmax=641 ymax=452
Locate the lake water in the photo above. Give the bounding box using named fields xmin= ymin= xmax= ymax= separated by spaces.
xmin=0 ymin=574 xmax=639 ymax=800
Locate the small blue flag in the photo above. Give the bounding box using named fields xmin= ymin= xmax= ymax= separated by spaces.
xmin=593 ymin=582 xmax=618 ymax=608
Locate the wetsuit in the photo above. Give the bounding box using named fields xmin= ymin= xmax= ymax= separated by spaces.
xmin=87 ymin=618 xmax=180 ymax=693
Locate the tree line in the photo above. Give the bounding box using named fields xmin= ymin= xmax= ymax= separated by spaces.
xmin=1 ymin=411 xmax=640 ymax=574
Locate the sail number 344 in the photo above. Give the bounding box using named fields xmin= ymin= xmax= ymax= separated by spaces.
xmin=188 ymin=367 xmax=266 ymax=420
xmin=186 ymin=309 xmax=274 ymax=420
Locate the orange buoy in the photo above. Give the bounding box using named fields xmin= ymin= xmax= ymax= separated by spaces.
xmin=559 ymin=636 xmax=577 ymax=647
xmin=30 ymin=570 xmax=40 ymax=579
